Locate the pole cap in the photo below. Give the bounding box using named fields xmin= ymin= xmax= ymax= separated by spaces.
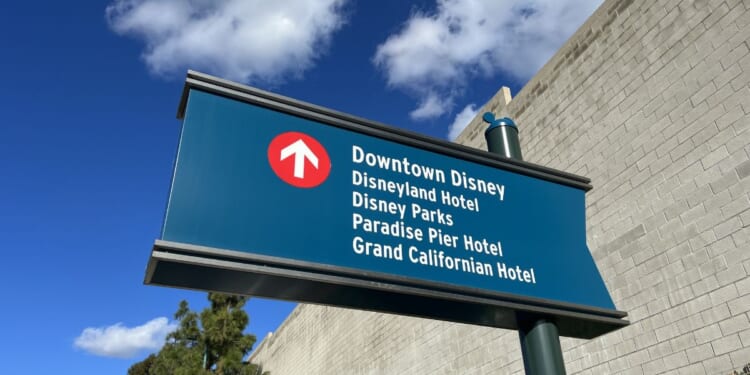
xmin=483 ymin=112 xmax=517 ymax=134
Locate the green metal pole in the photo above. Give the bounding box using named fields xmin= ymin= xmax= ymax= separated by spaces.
xmin=519 ymin=319 xmax=566 ymax=374
xmin=483 ymin=112 xmax=523 ymax=159
xmin=483 ymin=112 xmax=566 ymax=375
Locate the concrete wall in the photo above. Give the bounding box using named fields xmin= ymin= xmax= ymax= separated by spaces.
xmin=250 ymin=0 xmax=750 ymax=373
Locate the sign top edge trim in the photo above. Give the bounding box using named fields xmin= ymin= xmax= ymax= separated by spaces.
xmin=177 ymin=70 xmax=593 ymax=191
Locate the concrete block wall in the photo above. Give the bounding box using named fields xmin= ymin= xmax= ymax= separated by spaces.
xmin=249 ymin=306 xmax=525 ymax=374
xmin=250 ymin=0 xmax=750 ymax=373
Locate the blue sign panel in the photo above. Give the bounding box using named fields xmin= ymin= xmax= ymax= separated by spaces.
xmin=160 ymin=87 xmax=616 ymax=313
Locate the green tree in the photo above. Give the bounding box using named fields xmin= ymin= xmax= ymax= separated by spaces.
xmin=127 ymin=354 xmax=156 ymax=375
xmin=128 ymin=293 xmax=264 ymax=375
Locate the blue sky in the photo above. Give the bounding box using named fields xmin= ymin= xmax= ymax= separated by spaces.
xmin=0 ymin=0 xmax=601 ymax=373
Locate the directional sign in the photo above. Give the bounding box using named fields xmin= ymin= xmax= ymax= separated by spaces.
xmin=146 ymin=71 xmax=628 ymax=339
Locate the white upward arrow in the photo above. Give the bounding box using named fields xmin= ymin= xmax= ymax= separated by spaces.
xmin=280 ymin=139 xmax=319 ymax=179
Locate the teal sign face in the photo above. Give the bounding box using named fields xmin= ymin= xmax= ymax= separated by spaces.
xmin=161 ymin=88 xmax=615 ymax=312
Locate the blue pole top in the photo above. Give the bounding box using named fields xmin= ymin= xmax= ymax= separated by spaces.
xmin=482 ymin=112 xmax=517 ymax=133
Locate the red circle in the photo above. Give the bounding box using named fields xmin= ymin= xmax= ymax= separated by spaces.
xmin=267 ymin=132 xmax=331 ymax=188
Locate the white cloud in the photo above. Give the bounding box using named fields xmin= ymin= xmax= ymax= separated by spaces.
xmin=106 ymin=0 xmax=348 ymax=83
xmin=410 ymin=92 xmax=452 ymax=120
xmin=74 ymin=317 xmax=178 ymax=358
xmin=448 ymin=103 xmax=478 ymax=140
xmin=374 ymin=0 xmax=602 ymax=118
